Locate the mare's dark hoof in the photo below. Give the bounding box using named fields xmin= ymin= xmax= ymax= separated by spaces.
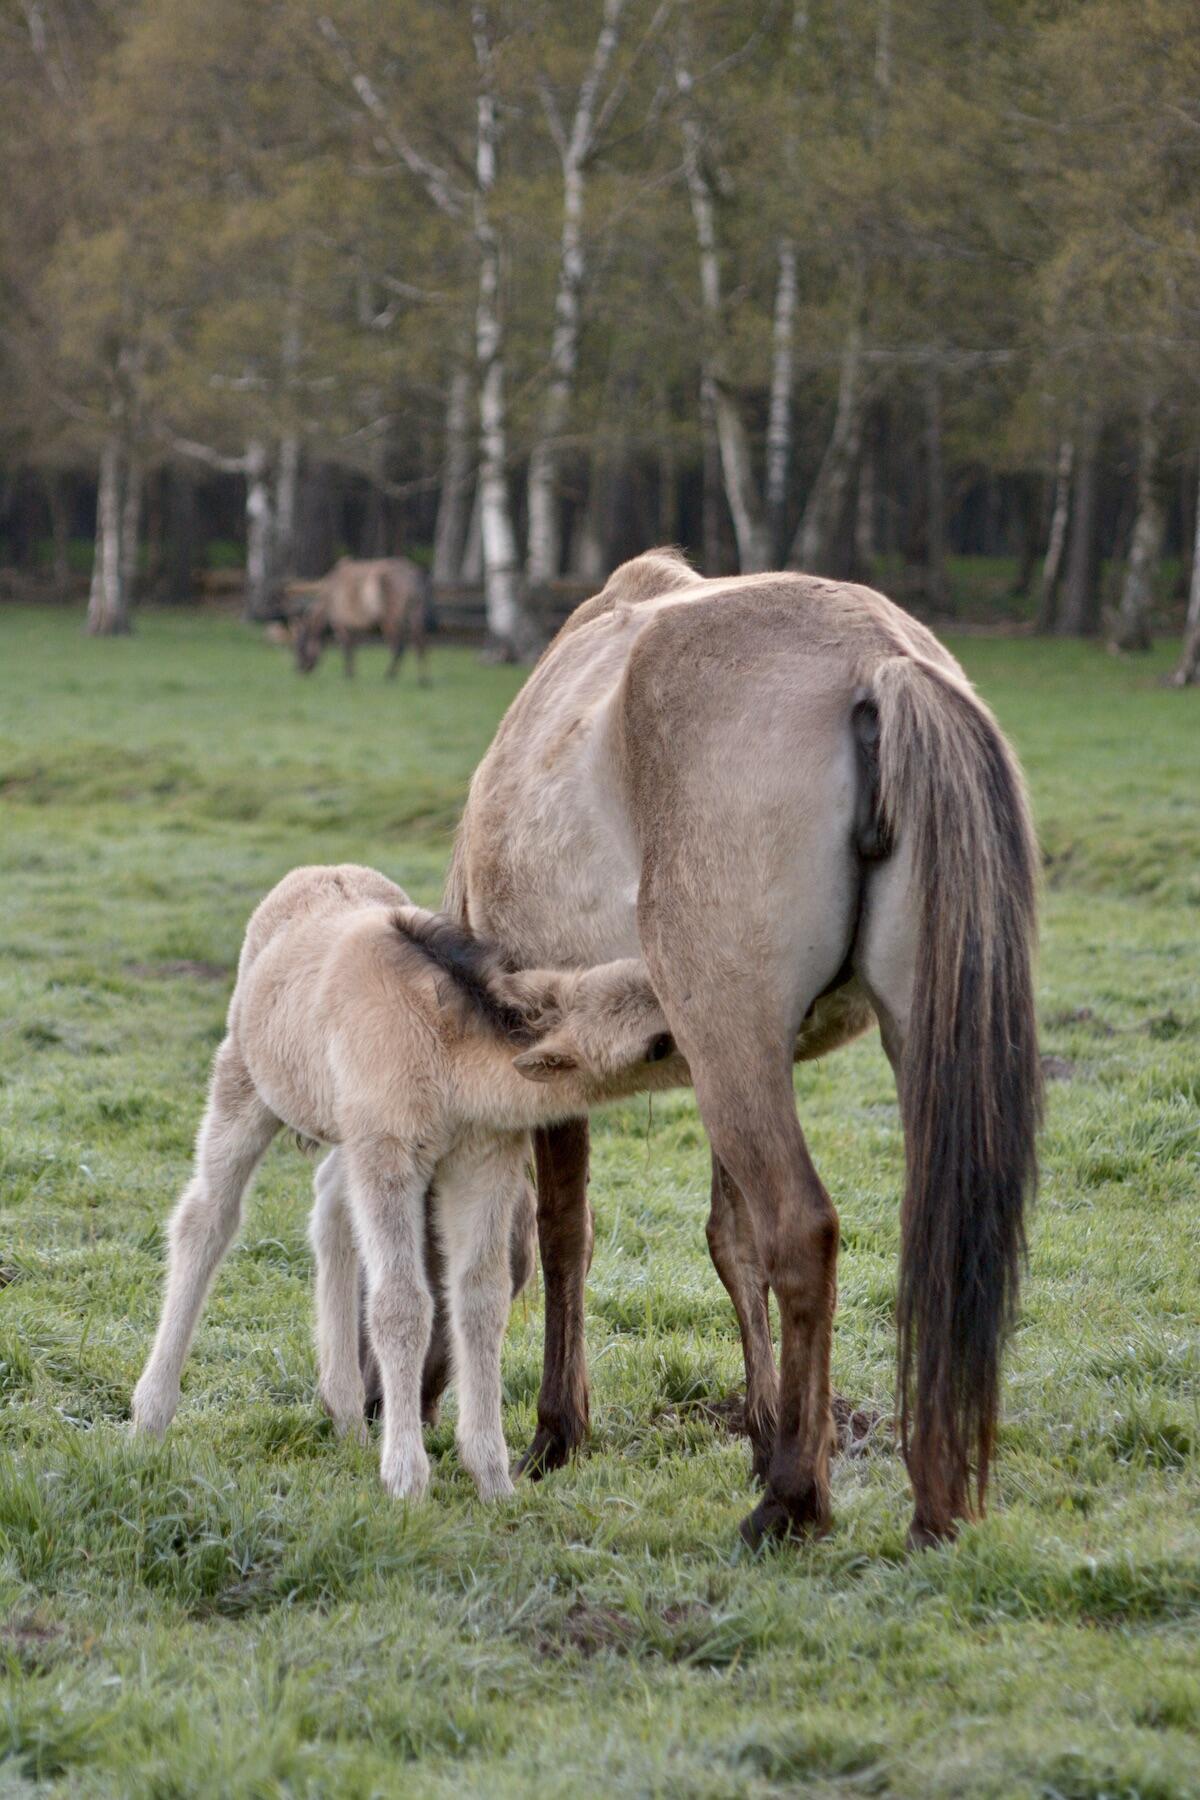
xmin=738 ymin=1484 xmax=831 ymax=1549
xmin=905 ymin=1513 xmax=960 ymax=1552
xmin=514 ymin=1422 xmax=584 ymax=1481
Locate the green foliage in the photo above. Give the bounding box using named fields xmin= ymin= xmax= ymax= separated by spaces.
xmin=0 ymin=610 xmax=1197 ymax=1794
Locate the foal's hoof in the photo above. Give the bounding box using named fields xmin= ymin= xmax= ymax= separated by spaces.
xmin=514 ymin=1423 xmax=580 ymax=1481
xmin=738 ymin=1484 xmax=831 ymax=1550
xmin=130 ymin=1378 xmax=178 ymax=1439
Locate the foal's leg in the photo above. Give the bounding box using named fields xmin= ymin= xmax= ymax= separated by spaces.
xmin=132 ymin=1039 xmax=279 ymax=1434
xmin=308 ymin=1149 xmax=367 ymax=1440
xmin=364 ymin=1179 xmax=534 ymax=1429
xmin=419 ymin=1190 xmax=452 ymax=1426
xmin=385 ymin=630 xmax=405 ymax=680
xmin=515 ymin=1119 xmax=593 ymax=1479
xmin=707 ymin=1157 xmax=778 ymax=1484
xmin=345 ymin=1142 xmax=433 ymax=1500
xmin=436 ymin=1132 xmax=523 ymax=1500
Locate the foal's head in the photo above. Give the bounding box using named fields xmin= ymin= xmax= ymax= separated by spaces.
xmin=509 ymin=960 xmax=679 ymax=1089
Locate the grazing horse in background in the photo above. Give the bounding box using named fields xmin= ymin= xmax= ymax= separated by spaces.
xmin=290 ymin=557 xmax=429 ymax=681
xmin=441 ymin=548 xmax=1041 ymax=1551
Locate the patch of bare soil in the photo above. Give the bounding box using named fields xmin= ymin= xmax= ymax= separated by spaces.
xmin=535 ymin=1602 xmax=636 ymax=1658
xmin=1 ymin=1615 xmax=64 ymax=1671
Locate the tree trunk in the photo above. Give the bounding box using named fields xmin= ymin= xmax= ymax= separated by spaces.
xmin=1058 ymin=415 xmax=1102 ymax=636
xmin=657 ymin=383 xmax=679 ymax=545
xmin=1171 ymin=455 xmax=1200 ymax=684
xmin=677 ymin=56 xmax=770 ymax=573
xmin=86 ymin=436 xmax=131 ymax=635
xmin=854 ymin=410 xmax=877 ymax=579
xmin=525 ymin=0 xmax=625 ymax=587
xmin=120 ymin=454 xmax=142 ymax=608
xmin=244 ymin=438 xmax=276 ymax=619
xmin=276 ymin=433 xmax=300 ymax=577
xmin=700 ymin=372 xmax=725 ymax=575
xmin=432 ymin=361 xmax=474 ymax=585
xmin=790 ymin=317 xmax=865 ymax=573
xmin=765 ymin=236 xmax=798 ymax=563
xmin=460 ymin=482 xmax=484 ymax=585
xmin=925 ymin=363 xmax=948 ymax=611
xmin=1112 ymin=401 xmax=1163 ymax=652
xmin=473 ymin=9 xmax=536 ymax=658
xmin=166 ymin=465 xmax=197 ymax=603
xmin=1036 ymin=438 xmax=1073 ymax=630
xmin=46 ymin=471 xmax=71 ymax=595
xmin=1172 ymin=460 xmax=1200 ymax=684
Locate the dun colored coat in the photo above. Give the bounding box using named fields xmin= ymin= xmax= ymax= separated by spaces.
xmin=291 ymin=557 xmax=429 ymax=681
xmin=131 ymin=865 xmax=684 ymax=1502
xmin=446 ymin=548 xmax=1041 ymax=1549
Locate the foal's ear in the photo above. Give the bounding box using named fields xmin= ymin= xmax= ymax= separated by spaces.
xmin=495 ymin=970 xmax=566 ymax=1028
xmin=512 ymin=1035 xmax=579 ymax=1082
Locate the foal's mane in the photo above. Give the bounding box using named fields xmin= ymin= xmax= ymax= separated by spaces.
xmin=390 ymin=910 xmax=535 ymax=1044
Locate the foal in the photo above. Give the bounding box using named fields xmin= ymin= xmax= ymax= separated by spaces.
xmin=131 ymin=865 xmax=683 ymax=1503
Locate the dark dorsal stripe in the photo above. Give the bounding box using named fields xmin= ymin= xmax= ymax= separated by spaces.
xmin=391 ymin=910 xmax=534 ymax=1044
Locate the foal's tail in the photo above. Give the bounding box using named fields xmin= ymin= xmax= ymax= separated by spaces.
xmin=869 ymin=655 xmax=1041 ymax=1529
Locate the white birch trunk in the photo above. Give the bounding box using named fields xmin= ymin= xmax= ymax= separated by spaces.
xmin=244 ymin=438 xmax=276 ymax=619
xmin=120 ymin=453 xmax=142 ymax=607
xmin=276 ymin=433 xmax=300 ymax=577
xmin=1036 ymin=437 xmax=1074 ymax=630
xmin=790 ymin=319 xmax=865 ymax=571
xmin=854 ymin=421 xmax=876 ymax=573
xmin=473 ymin=9 xmax=533 ymax=657
xmin=86 ymin=436 xmax=130 ymax=635
xmin=765 ymin=236 xmax=797 ymax=560
xmin=460 ymin=482 xmax=484 ymax=584
xmin=432 ymin=361 xmax=474 ymax=585
xmin=677 ymin=58 xmax=770 ymax=574
xmin=1113 ymin=401 xmax=1163 ymax=652
xmin=1171 ymin=455 xmax=1200 ymax=684
xmin=525 ymin=0 xmax=626 ymax=586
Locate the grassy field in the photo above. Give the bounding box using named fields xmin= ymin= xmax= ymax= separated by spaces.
xmin=1 ymin=605 xmax=1198 ymax=1799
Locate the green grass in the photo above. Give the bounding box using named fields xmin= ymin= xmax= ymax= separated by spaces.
xmin=1 ymin=605 xmax=1198 ymax=1798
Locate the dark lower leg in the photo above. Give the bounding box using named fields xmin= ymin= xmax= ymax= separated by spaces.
xmin=740 ymin=1157 xmax=838 ymax=1545
xmin=706 ymin=1158 xmax=777 ymax=1484
xmin=515 ymin=1119 xmax=592 ymax=1479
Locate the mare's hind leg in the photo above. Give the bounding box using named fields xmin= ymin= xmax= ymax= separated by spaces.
xmin=133 ymin=1038 xmax=279 ymax=1434
xmin=385 ymin=633 xmax=405 ymax=680
xmin=640 ymin=850 xmax=854 ymax=1543
xmin=346 ymin=1141 xmax=434 ymax=1500
xmin=309 ymin=1149 xmax=367 ymax=1441
xmin=707 ymin=1158 xmax=777 ymax=1484
xmin=695 ymin=1051 xmax=840 ymax=1545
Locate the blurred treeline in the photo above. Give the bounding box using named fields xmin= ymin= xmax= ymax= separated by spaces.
xmin=2 ymin=0 xmax=1199 ymax=675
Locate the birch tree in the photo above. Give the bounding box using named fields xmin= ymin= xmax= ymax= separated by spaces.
xmin=675 ymin=48 xmax=770 ymax=573
xmin=524 ymin=0 xmax=630 ymax=586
